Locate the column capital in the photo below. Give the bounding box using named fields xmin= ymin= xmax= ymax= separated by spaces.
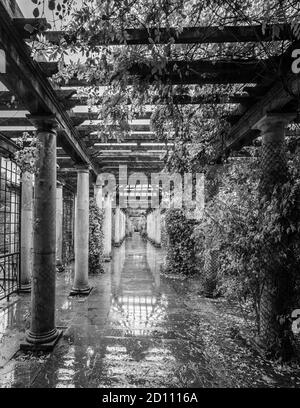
xmin=252 ymin=113 xmax=295 ymax=132
xmin=26 ymin=114 xmax=58 ymax=133
xmin=75 ymin=164 xmax=90 ymax=173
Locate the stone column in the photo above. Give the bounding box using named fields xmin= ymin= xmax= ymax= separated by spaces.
xmin=151 ymin=211 xmax=155 ymax=243
xmin=147 ymin=212 xmax=152 ymax=241
xmin=155 ymin=210 xmax=161 ymax=247
xmin=203 ymin=166 xmax=221 ymax=298
xmin=22 ymin=115 xmax=61 ymax=350
xmin=121 ymin=211 xmax=125 ymax=242
xmin=20 ymin=171 xmax=33 ymax=292
xmin=149 ymin=212 xmax=155 ymax=243
xmin=71 ymin=167 xmax=90 ymax=295
xmin=103 ymin=194 xmax=112 ymax=261
xmin=252 ymin=113 xmax=295 ymax=353
xmin=56 ymin=182 xmax=63 ymax=266
xmin=114 ymin=207 xmax=121 ymax=246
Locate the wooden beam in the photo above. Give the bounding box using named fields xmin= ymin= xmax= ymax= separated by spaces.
xmin=78 ymin=124 xmax=153 ymax=132
xmin=0 ymin=89 xmax=77 ymax=111
xmin=0 ymin=132 xmax=18 ymax=154
xmin=65 ymin=94 xmax=256 ymax=107
xmin=0 ymin=4 xmax=97 ymax=174
xmin=22 ymin=24 xmax=295 ymax=45
xmin=97 ymin=153 xmax=164 ymax=158
xmin=0 ymin=117 xmax=32 ymax=126
xmin=70 ymin=111 xmax=153 ymax=121
xmin=84 ymin=137 xmax=159 ymax=145
xmin=100 ymin=163 xmax=164 ymax=171
xmin=91 ymin=144 xmax=171 ymax=151
xmin=58 ymin=59 xmax=266 ymax=86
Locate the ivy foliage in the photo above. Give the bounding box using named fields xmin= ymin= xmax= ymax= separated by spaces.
xmin=194 ymin=146 xmax=300 ymax=344
xmin=14 ymin=132 xmax=39 ymax=174
xmin=29 ymin=1 xmax=300 ymax=172
xmin=164 ymin=208 xmax=197 ymax=275
xmin=89 ymin=198 xmax=104 ymax=274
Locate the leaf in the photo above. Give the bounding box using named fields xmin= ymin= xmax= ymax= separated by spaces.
xmin=33 ymin=7 xmax=40 ymax=18
xmin=24 ymin=24 xmax=35 ymax=34
xmin=48 ymin=0 xmax=56 ymax=11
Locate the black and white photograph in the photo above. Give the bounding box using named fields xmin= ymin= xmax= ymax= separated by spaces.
xmin=1 ymin=0 xmax=300 ymax=395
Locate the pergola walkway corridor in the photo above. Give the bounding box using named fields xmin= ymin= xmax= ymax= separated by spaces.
xmin=1 ymin=0 xmax=300 ymax=389
xmin=0 ymin=232 xmax=298 ymax=388
xmin=0 ymin=233 xmax=216 ymax=388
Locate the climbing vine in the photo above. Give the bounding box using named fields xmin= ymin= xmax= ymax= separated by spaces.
xmin=14 ymin=132 xmax=39 ymax=174
xmin=89 ymin=198 xmax=105 ymax=274
xmin=192 ymin=143 xmax=300 ymax=355
xmin=164 ymin=208 xmax=197 ymax=275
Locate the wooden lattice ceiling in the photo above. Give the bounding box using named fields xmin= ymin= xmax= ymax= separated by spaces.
xmin=0 ymin=4 xmax=299 ymax=182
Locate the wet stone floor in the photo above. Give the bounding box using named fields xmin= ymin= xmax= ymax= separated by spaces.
xmin=1 ymin=232 xmax=300 ymax=388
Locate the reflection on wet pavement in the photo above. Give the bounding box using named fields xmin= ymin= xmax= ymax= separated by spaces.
xmin=1 ymin=232 xmax=220 ymax=388
xmin=6 ymin=232 xmax=298 ymax=388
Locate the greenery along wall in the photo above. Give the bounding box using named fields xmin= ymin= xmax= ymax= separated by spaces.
xmin=89 ymin=198 xmax=105 ymax=274
xmin=164 ymin=208 xmax=198 ymax=275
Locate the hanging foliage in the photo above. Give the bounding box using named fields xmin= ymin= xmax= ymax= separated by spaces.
xmin=192 ymin=144 xmax=300 ymax=357
xmin=14 ymin=132 xmax=40 ymax=174
xmin=28 ymin=0 xmax=300 ymax=170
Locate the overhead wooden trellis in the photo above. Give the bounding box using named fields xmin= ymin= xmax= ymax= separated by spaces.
xmin=0 ymin=3 xmax=299 ymax=176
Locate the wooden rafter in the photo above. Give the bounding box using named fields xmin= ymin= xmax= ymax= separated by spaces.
xmin=18 ymin=23 xmax=296 ymax=45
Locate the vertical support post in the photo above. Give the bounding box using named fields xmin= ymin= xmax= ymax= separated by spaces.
xmin=56 ymin=182 xmax=63 ymax=267
xmin=103 ymin=194 xmax=112 ymax=261
xmin=20 ymin=171 xmax=33 ymax=292
xmin=21 ymin=115 xmax=62 ymax=350
xmin=151 ymin=212 xmax=155 ymax=243
xmin=121 ymin=211 xmax=125 ymax=242
xmin=71 ymin=167 xmax=90 ymax=295
xmin=203 ymin=165 xmax=221 ymax=298
xmin=252 ymin=113 xmax=295 ymax=354
xmin=114 ymin=206 xmax=120 ymax=246
xmin=155 ymin=210 xmax=161 ymax=247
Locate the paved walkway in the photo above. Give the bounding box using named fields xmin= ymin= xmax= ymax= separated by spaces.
xmin=0 ymin=233 xmax=223 ymax=388
xmin=2 ymin=233 xmax=300 ymax=387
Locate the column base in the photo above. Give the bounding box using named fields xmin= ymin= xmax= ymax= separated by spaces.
xmin=103 ymin=253 xmax=112 ymax=262
xmin=113 ymin=236 xmax=126 ymax=247
xmin=20 ymin=328 xmax=63 ymax=352
xmin=147 ymin=237 xmax=161 ymax=247
xmin=69 ymin=286 xmax=93 ymax=297
xmin=18 ymin=283 xmax=31 ymax=293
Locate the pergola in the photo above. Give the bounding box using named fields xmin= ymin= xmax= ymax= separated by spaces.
xmin=0 ymin=1 xmax=299 ymax=352
xmin=1 ymin=5 xmax=299 ymax=179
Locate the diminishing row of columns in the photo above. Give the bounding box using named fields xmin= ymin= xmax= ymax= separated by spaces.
xmin=102 ymin=199 xmax=128 ymax=260
xmin=146 ymin=209 xmax=161 ymax=247
xmin=17 ymin=111 xmax=293 ymax=354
